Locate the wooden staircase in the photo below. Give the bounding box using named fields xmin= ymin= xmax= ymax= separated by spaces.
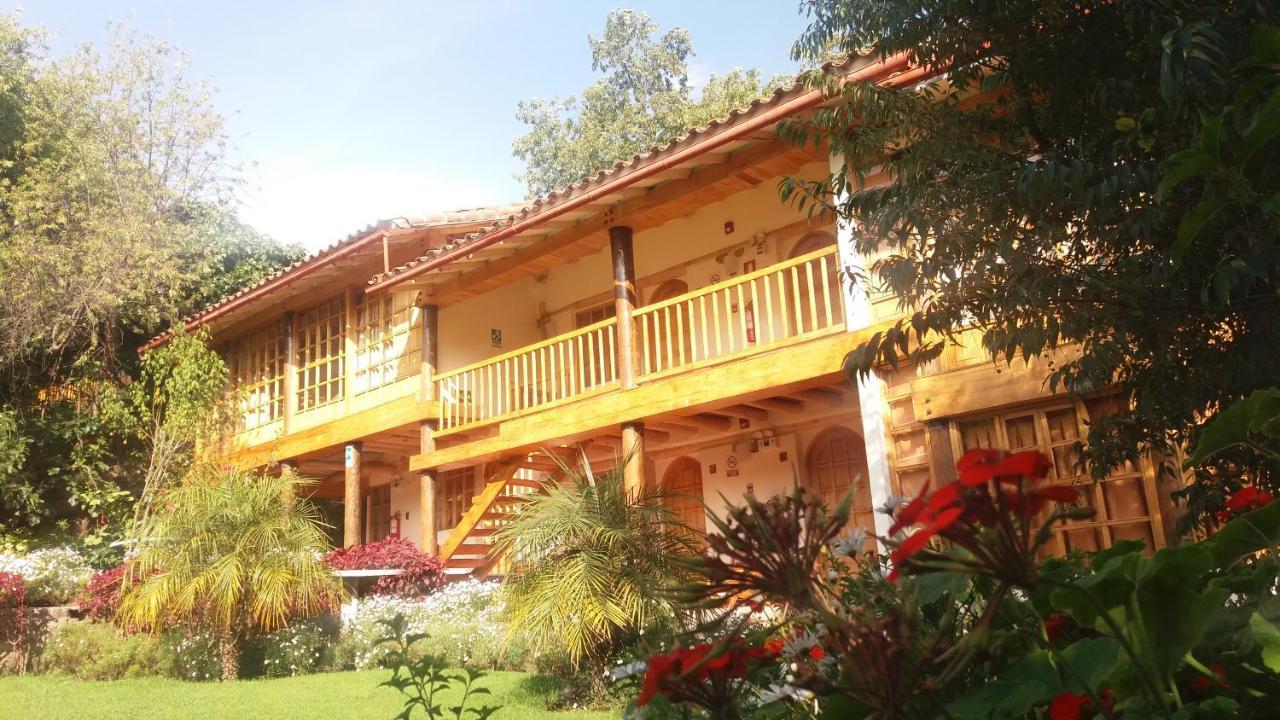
xmin=437 ymin=454 xmax=566 ymax=580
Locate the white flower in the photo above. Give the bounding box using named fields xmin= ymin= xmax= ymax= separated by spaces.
xmin=609 ymin=660 xmax=646 ymax=681
xmin=759 ymin=683 xmax=815 ymax=704
xmin=831 ymin=528 xmax=868 ymax=558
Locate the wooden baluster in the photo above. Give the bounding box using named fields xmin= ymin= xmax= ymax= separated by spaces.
xmin=805 ymin=257 xmax=820 ymax=332
xmin=607 ymin=325 xmax=617 ymax=382
xmin=762 ymin=273 xmax=776 ymax=345
xmin=568 ymin=335 xmax=578 ymax=397
xmin=639 ymin=313 xmax=651 ymax=376
xmin=587 ymin=331 xmax=598 ymax=387
xmin=822 ymin=252 xmax=838 ymax=326
xmin=697 ymin=295 xmax=709 ymax=362
xmin=675 ymin=301 xmax=687 ymax=368
xmin=735 ymin=284 xmax=747 ymax=351
xmin=712 ymin=290 xmax=723 ymax=358
xmin=790 ymin=265 xmax=804 ymax=336
xmin=662 ymin=307 xmax=673 ymax=371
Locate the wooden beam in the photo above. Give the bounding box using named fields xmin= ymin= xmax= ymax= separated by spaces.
xmin=680 ymin=413 xmax=733 ymax=433
xmin=721 ymin=404 xmax=770 ymax=422
xmin=800 ymin=387 xmax=846 ymax=408
xmin=755 ymin=397 xmax=807 ymax=414
xmin=621 ymin=421 xmax=645 ymax=494
xmin=221 ymin=393 xmax=438 ymax=470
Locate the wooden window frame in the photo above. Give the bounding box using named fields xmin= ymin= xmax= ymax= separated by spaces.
xmin=226 ymin=321 xmax=288 ymax=432
xmin=295 ymin=297 xmax=346 ymax=412
xmin=352 ymin=291 xmax=421 ymax=396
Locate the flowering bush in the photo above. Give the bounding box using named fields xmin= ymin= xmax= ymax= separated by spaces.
xmin=76 ymin=564 xmax=125 ymax=622
xmin=336 ymin=580 xmax=528 ymax=670
xmin=326 ymin=537 xmax=444 ymax=597
xmin=629 ymin=449 xmax=1280 ymax=719
xmin=259 ymin=618 xmax=337 ymax=677
xmin=0 ymin=547 xmax=93 ymax=605
xmin=40 ymin=620 xmax=166 ymax=680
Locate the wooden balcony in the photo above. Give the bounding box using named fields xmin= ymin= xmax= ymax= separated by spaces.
xmin=419 ymin=245 xmax=857 ymax=470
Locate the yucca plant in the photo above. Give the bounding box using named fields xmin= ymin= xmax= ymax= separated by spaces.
xmin=118 ymin=467 xmax=342 ymax=680
xmin=494 ymin=458 xmax=699 ymax=671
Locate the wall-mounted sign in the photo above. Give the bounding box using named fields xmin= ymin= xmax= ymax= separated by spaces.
xmin=491 ymin=329 xmax=503 ymax=347
xmin=726 ymin=455 xmax=739 ymax=470
xmin=344 ymin=445 xmax=354 ymax=468
xmin=727 ymin=468 xmax=740 ymax=478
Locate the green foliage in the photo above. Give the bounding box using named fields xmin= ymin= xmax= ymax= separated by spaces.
xmin=376 ymin=612 xmax=501 ymax=720
xmin=782 ymin=1 xmax=1280 ymax=529
xmin=118 ymin=468 xmax=342 ymax=681
xmin=512 ymin=9 xmax=789 ymax=197
xmin=1187 ymin=388 xmax=1280 ymax=466
xmin=257 ymin=617 xmax=339 ymax=678
xmin=0 ymin=13 xmax=297 ymax=547
xmin=652 ymin=465 xmax=1280 ymax=719
xmin=494 ymin=462 xmax=697 ymax=669
xmin=41 ymin=620 xmax=166 ymax=680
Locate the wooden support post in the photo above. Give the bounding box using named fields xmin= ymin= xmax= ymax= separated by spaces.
xmin=925 ymin=420 xmax=958 ymax=486
xmin=282 ymin=313 xmax=297 ymax=434
xmin=609 ymin=226 xmax=639 ymax=390
xmin=279 ymin=459 xmax=299 ymax=502
xmin=343 ymin=441 xmax=363 ymax=548
xmin=621 ymin=421 xmax=645 ymax=494
xmin=419 ymin=470 xmax=438 ymax=555
xmin=418 ymin=302 xmax=439 ymax=403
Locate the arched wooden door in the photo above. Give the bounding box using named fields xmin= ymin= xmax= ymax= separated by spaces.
xmin=661 ymin=456 xmax=707 ymax=539
xmin=804 ymin=427 xmax=876 ymax=548
xmin=644 ymin=279 xmax=692 ymax=374
xmin=787 ymin=232 xmax=841 ymax=335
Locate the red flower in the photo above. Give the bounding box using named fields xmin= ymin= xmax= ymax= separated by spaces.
xmin=1048 ymin=690 xmax=1111 ymax=720
xmin=1191 ymin=662 xmax=1230 ymax=692
xmin=764 ymin=637 xmax=784 ymax=657
xmin=637 ymin=652 xmax=678 ymax=705
xmin=808 ymin=645 xmax=826 ymax=661
xmin=1049 ymin=692 xmax=1089 ymax=720
xmin=1219 ymin=486 xmax=1274 ymax=522
xmin=636 ymin=640 xmax=776 ymax=707
xmin=1043 ymin=614 xmax=1072 ymax=643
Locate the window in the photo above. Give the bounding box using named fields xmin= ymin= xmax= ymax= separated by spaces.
xmin=368 ymin=485 xmax=391 ymax=542
xmin=805 ymin=427 xmax=876 ymax=547
xmin=883 ymin=364 xmax=932 ymax=499
xmin=952 ymin=401 xmax=1163 ymax=554
xmin=226 ymin=320 xmax=288 ymax=432
xmin=353 ymin=292 xmax=421 ymax=395
xmin=295 ymin=297 xmax=345 ymax=411
xmin=786 ymin=232 xmax=842 ymax=336
xmin=574 ymin=302 xmax=614 ymax=329
xmin=661 ymin=457 xmax=706 ymax=539
xmin=643 ymin=280 xmax=692 ymax=374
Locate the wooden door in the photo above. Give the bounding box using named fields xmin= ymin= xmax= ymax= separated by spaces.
xmin=661 ymin=456 xmax=706 ymax=538
xmin=787 ymin=232 xmax=840 ymax=335
xmin=805 ymin=427 xmax=876 ymax=547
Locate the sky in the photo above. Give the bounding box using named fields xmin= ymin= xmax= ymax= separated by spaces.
xmin=10 ymin=1 xmax=812 ymax=250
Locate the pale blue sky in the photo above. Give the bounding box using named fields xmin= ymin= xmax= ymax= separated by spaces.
xmin=11 ymin=1 xmax=810 ymax=249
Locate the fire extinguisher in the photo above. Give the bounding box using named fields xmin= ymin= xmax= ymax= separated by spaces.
xmin=744 ymin=302 xmax=756 ymax=343
xmin=389 ymin=514 xmax=401 ymax=539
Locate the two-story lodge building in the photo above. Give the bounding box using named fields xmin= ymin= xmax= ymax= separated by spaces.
xmin=146 ymin=55 xmax=1183 ymax=578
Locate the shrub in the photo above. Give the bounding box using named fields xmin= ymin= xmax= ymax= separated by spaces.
xmin=41 ymin=620 xmax=165 ymax=680
xmin=77 ymin=565 xmax=125 ymax=622
xmin=259 ymin=617 xmax=338 ymax=678
xmin=159 ymin=626 xmax=221 ymax=681
xmin=336 ymin=580 xmax=527 ymax=671
xmin=326 ymin=537 xmax=444 ymax=598
xmin=0 ymin=547 xmax=93 ymax=605
xmin=0 ymin=571 xmax=24 ymax=610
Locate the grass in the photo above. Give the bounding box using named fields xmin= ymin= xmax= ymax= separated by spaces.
xmin=0 ymin=670 xmax=618 ymax=720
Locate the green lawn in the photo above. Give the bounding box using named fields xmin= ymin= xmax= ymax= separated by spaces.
xmin=0 ymin=670 xmax=618 ymax=720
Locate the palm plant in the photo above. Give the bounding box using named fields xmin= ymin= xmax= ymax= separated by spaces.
xmin=118 ymin=467 xmax=342 ymax=680
xmin=494 ymin=458 xmax=699 ymax=670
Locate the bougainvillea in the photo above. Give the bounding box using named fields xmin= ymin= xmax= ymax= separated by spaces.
xmin=325 ymin=538 xmax=444 ymax=598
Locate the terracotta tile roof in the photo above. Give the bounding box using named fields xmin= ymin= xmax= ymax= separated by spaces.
xmin=366 ymin=54 xmax=917 ymax=291
xmin=143 ymin=205 xmax=520 ymax=349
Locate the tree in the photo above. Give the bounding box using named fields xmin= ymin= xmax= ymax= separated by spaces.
xmin=119 ymin=468 xmax=342 ymax=681
xmin=513 ymin=9 xmax=790 ymax=198
xmin=494 ymin=460 xmax=697 ymax=674
xmin=0 ymin=14 xmax=301 ymax=549
xmin=780 ymin=1 xmax=1280 ymax=530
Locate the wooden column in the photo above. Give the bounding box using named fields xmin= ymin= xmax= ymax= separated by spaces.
xmin=279 ymin=459 xmax=299 ymax=502
xmin=418 ymin=302 xmax=439 ymax=403
xmin=621 ymin=421 xmax=646 ymax=495
xmin=419 ymin=471 xmax=438 ymax=555
xmin=417 ymin=302 xmax=441 ymax=554
xmin=343 ymin=441 xmax=363 ymax=547
xmin=282 ymin=313 xmax=297 ymax=434
xmin=925 ymin=420 xmax=958 ymax=486
xmin=609 ymin=226 xmax=640 ymax=389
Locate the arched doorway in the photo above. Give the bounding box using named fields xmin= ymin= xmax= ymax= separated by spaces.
xmin=643 ymin=279 xmax=692 ymax=374
xmin=787 ymin=232 xmax=841 ymax=335
xmin=661 ymin=456 xmax=706 ymax=539
xmin=804 ymin=426 xmax=876 ymax=547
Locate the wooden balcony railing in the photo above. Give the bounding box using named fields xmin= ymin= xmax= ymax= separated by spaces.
xmin=435 ymin=247 xmax=845 ymax=434
xmin=437 ymin=317 xmax=619 ymax=431
xmin=635 ymin=245 xmax=843 ymax=379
